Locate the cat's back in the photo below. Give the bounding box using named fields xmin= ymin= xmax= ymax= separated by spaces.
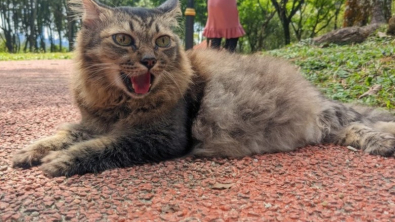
xmin=187 ymin=49 xmax=320 ymax=103
xmin=188 ymin=49 xmax=328 ymax=156
xmin=187 ymin=49 xmax=310 ymax=88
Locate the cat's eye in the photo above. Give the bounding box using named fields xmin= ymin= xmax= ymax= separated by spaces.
xmin=113 ymin=34 xmax=134 ymax=46
xmin=155 ymin=36 xmax=171 ymax=48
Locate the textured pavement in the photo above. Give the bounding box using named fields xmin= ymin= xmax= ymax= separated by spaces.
xmin=0 ymin=60 xmax=394 ymax=221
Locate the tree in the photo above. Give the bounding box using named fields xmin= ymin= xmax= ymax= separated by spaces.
xmin=370 ymin=0 xmax=392 ymax=24
xmin=65 ymin=0 xmax=78 ymax=52
xmin=24 ymin=0 xmax=39 ymax=52
xmin=343 ymin=0 xmax=392 ymax=27
xmin=291 ymin=0 xmax=345 ymax=40
xmin=238 ymin=0 xmax=276 ymax=52
xmin=52 ymin=0 xmax=66 ymax=52
xmin=332 ymin=0 xmax=344 ymax=30
xmin=343 ymin=0 xmax=370 ymax=27
xmin=0 ymin=0 xmax=20 ymax=52
xmin=270 ymin=0 xmax=305 ymax=45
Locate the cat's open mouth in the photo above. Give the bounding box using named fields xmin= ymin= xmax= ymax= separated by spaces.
xmin=121 ymin=72 xmax=154 ymax=95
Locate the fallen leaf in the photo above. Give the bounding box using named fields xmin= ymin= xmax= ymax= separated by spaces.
xmin=161 ymin=204 xmax=180 ymax=213
xmin=358 ymin=84 xmax=382 ymax=99
xmin=347 ymin=146 xmax=358 ymax=152
xmin=264 ymin=202 xmax=272 ymax=208
xmin=377 ymin=31 xmax=387 ymax=38
xmin=341 ymin=79 xmax=348 ymax=87
xmin=212 ymin=182 xmax=234 ymax=190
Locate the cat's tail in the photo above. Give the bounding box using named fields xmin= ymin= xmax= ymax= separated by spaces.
xmin=320 ymin=102 xmax=395 ymax=157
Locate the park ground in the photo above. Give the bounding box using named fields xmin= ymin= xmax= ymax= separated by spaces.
xmin=0 ymin=60 xmax=394 ymax=221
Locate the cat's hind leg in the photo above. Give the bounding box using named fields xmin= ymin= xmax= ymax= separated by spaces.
xmin=335 ymin=122 xmax=395 ymax=157
xmin=372 ymin=121 xmax=395 ymax=135
xmin=12 ymin=124 xmax=93 ymax=168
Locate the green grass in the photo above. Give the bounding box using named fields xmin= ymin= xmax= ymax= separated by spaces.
xmin=0 ymin=52 xmax=72 ymax=61
xmin=266 ymin=36 xmax=395 ymax=110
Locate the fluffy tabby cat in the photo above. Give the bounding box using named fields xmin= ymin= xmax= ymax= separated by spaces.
xmin=13 ymin=0 xmax=395 ymax=177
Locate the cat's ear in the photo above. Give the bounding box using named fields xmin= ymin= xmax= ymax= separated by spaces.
xmin=68 ymin=0 xmax=112 ymax=27
xmin=157 ymin=0 xmax=179 ymax=12
xmin=157 ymin=0 xmax=181 ymax=27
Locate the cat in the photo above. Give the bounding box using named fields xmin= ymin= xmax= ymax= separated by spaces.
xmin=12 ymin=0 xmax=395 ymax=177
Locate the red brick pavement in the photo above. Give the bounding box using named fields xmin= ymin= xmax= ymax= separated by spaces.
xmin=0 ymin=60 xmax=394 ymax=221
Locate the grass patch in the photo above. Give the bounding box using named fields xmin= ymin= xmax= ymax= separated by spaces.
xmin=266 ymin=36 xmax=395 ymax=110
xmin=0 ymin=52 xmax=72 ymax=61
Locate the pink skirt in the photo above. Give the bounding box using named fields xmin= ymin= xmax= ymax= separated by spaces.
xmin=203 ymin=0 xmax=245 ymax=39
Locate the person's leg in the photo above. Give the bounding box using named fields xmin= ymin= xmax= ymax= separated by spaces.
xmin=209 ymin=38 xmax=222 ymax=50
xmin=224 ymin=38 xmax=239 ymax=52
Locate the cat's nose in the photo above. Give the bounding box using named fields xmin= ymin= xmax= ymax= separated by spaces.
xmin=140 ymin=57 xmax=157 ymax=69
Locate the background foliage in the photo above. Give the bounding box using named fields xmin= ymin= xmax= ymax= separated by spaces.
xmin=0 ymin=0 xmax=394 ymax=109
xmin=1 ymin=0 xmax=394 ymax=53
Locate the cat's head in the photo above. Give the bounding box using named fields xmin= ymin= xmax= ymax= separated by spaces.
xmin=70 ymin=0 xmax=192 ymax=104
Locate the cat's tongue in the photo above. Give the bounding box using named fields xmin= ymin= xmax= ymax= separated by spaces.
xmin=132 ymin=72 xmax=151 ymax=94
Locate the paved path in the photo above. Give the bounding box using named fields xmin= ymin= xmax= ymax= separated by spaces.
xmin=0 ymin=60 xmax=394 ymax=221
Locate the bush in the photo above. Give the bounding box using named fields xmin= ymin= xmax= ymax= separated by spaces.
xmin=0 ymin=38 xmax=7 ymax=52
xmin=266 ymin=35 xmax=395 ymax=110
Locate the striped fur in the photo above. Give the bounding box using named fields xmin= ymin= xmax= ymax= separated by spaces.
xmin=13 ymin=0 xmax=394 ymax=177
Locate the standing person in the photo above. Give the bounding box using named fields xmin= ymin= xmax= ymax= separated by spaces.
xmin=203 ymin=0 xmax=245 ymax=52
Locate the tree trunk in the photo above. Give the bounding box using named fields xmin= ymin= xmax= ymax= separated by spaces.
xmin=65 ymin=0 xmax=76 ymax=51
xmin=15 ymin=34 xmax=20 ymax=52
xmin=1 ymin=0 xmax=17 ymax=53
xmin=270 ymin=0 xmax=304 ymax=45
xmin=58 ymin=30 xmax=62 ymax=52
xmin=2 ymin=14 xmax=14 ymax=52
xmin=67 ymin=18 xmax=76 ymax=51
xmin=282 ymin=19 xmax=291 ymax=45
xmin=343 ymin=0 xmax=371 ymax=27
xmin=34 ymin=0 xmax=38 ymax=51
xmin=49 ymin=27 xmax=55 ymax=52
xmin=313 ymin=24 xmax=380 ymax=45
xmin=371 ymin=0 xmax=387 ymax=24
xmin=28 ymin=0 xmax=38 ymax=52
xmin=24 ymin=34 xmax=29 ymax=53
xmin=333 ymin=2 xmax=343 ymax=30
xmin=3 ymin=31 xmax=14 ymax=53
xmin=387 ymin=16 xmax=395 ymax=35
xmin=40 ymin=37 xmax=46 ymax=53
xmin=383 ymin=0 xmax=392 ymax=21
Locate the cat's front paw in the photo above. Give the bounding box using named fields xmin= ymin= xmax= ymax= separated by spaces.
xmin=13 ymin=144 xmax=50 ymax=168
xmin=40 ymin=151 xmax=75 ymax=177
xmin=13 ymin=135 xmax=71 ymax=169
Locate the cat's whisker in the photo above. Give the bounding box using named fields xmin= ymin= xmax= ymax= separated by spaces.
xmin=161 ymin=70 xmax=185 ymax=100
xmin=83 ymin=63 xmax=112 ymax=69
xmin=83 ymin=64 xmax=116 ymax=74
xmin=82 ymin=64 xmax=119 ymax=83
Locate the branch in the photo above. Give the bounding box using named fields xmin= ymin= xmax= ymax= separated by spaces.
xmin=288 ymin=0 xmax=304 ymax=20
xmin=314 ymin=14 xmax=336 ymax=36
xmin=262 ymin=11 xmax=276 ymax=28
xmin=257 ymin=0 xmax=264 ymax=11
xmin=270 ymin=0 xmax=281 ymax=15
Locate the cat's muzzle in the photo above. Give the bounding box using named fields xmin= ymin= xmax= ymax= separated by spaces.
xmin=121 ymin=72 xmax=155 ymax=96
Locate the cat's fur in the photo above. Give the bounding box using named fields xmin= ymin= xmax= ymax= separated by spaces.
xmin=13 ymin=0 xmax=395 ymax=177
